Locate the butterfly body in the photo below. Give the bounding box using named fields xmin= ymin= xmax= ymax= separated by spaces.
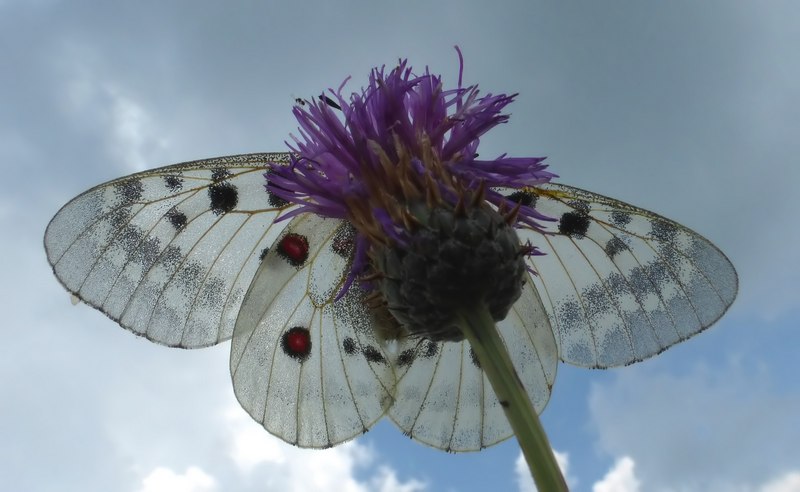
xmin=45 ymin=153 xmax=737 ymax=451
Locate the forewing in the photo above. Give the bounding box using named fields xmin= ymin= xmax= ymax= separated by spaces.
xmin=387 ymin=279 xmax=558 ymax=452
xmin=505 ymin=183 xmax=738 ymax=368
xmin=230 ymin=215 xmax=396 ymax=448
xmin=44 ymin=152 xmax=294 ymax=348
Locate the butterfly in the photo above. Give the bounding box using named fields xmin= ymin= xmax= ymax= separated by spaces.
xmin=44 ymin=152 xmax=738 ymax=452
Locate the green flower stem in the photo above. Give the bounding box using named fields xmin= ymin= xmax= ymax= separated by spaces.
xmin=456 ymin=304 xmax=568 ymax=492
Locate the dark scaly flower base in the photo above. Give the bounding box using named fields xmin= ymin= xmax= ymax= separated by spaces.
xmin=372 ymin=203 xmax=526 ymax=342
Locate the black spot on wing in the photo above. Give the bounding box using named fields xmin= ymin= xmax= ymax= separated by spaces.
xmin=559 ymin=212 xmax=590 ymax=238
xmin=258 ymin=247 xmax=269 ymax=262
xmin=469 ymin=346 xmax=481 ymax=369
xmin=605 ymin=237 xmax=628 ymax=257
xmin=568 ymin=199 xmax=590 ymax=214
xmin=208 ymin=182 xmax=238 ymax=215
xmin=159 ymin=245 xmax=184 ymax=269
xmin=115 ymin=223 xmax=144 ymax=255
xmin=211 ymin=168 xmax=232 ymax=182
xmin=650 ymin=219 xmax=678 ymax=243
xmin=331 ymin=222 xmax=356 ymax=258
xmin=267 ymin=192 xmax=288 ymax=208
xmin=506 ymin=190 xmax=537 ymax=207
xmin=164 ymin=175 xmax=183 ymax=192
xmin=610 ymin=210 xmax=631 ymax=227
xmin=175 ymin=261 xmax=203 ymax=292
xmin=557 ymin=298 xmax=583 ymax=329
xmin=397 ymin=348 xmax=415 ymax=367
xmin=117 ymin=223 xmax=162 ymax=268
xmin=582 ymin=281 xmax=613 ymax=321
xmin=342 ymin=337 xmax=357 ymax=355
xmin=265 ymin=169 xmax=290 ymax=207
xmin=107 ymin=207 xmax=132 ymax=230
xmin=362 ymin=345 xmax=386 ymax=364
xmin=422 ymin=340 xmax=439 ymax=358
xmin=115 ymin=179 xmax=143 ymax=204
xmin=198 ymin=276 xmax=226 ymax=306
xmin=166 ymin=207 xmax=187 ymax=231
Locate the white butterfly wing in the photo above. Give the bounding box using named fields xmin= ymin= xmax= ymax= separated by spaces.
xmin=230 ymin=215 xmax=397 ymax=448
xmin=44 ymin=152 xmax=293 ymax=348
xmin=509 ymin=183 xmax=738 ymax=368
xmin=48 ymin=146 xmax=737 ymax=451
xmin=387 ymin=279 xmax=558 ymax=451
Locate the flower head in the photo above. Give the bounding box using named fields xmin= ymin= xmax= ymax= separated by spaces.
xmin=267 ymin=48 xmax=556 ymax=340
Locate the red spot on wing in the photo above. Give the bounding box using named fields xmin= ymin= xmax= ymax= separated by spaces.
xmin=277 ymin=233 xmax=309 ymax=266
xmin=282 ymin=327 xmax=312 ymax=362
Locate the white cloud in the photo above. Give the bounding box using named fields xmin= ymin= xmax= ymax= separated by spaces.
xmin=515 ymin=451 xmax=642 ymax=492
xmin=515 ymin=453 xmax=536 ymax=492
xmin=521 ymin=453 xmax=800 ymax=492
xmin=593 ymin=457 xmax=640 ymax=492
xmin=588 ymin=361 xmax=800 ymax=491
xmin=224 ymin=407 xmax=372 ymax=492
xmin=515 ymin=449 xmax=574 ymax=492
xmin=53 ymin=42 xmax=168 ymax=174
xmin=761 ymin=471 xmax=800 ymax=492
xmin=369 ymin=467 xmax=427 ymax=492
xmin=226 ymin=407 xmax=287 ymax=471
xmin=137 ymin=466 xmax=217 ymax=492
xmin=223 ymin=406 xmax=426 ymax=492
xmin=59 ymin=339 xmax=426 ymax=492
xmin=107 ymin=88 xmax=166 ymax=172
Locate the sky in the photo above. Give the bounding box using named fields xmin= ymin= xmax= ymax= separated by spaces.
xmin=2 ymin=1 xmax=799 ymax=491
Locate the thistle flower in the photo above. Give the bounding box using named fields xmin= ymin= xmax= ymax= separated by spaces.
xmin=267 ymin=48 xmax=556 ymax=341
xmin=265 ymin=50 xmax=570 ymax=490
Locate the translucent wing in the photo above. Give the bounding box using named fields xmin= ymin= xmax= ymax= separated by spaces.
xmin=230 ymin=215 xmax=397 ymax=448
xmin=387 ymin=279 xmax=558 ymax=451
xmin=44 ymin=152 xmax=294 ymax=348
xmin=505 ymin=183 xmax=738 ymax=368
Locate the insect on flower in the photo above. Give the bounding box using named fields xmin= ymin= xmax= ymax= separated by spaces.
xmin=44 ymin=49 xmax=737 ymax=453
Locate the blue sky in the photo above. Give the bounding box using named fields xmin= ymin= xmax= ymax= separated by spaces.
xmin=2 ymin=1 xmax=799 ymax=491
